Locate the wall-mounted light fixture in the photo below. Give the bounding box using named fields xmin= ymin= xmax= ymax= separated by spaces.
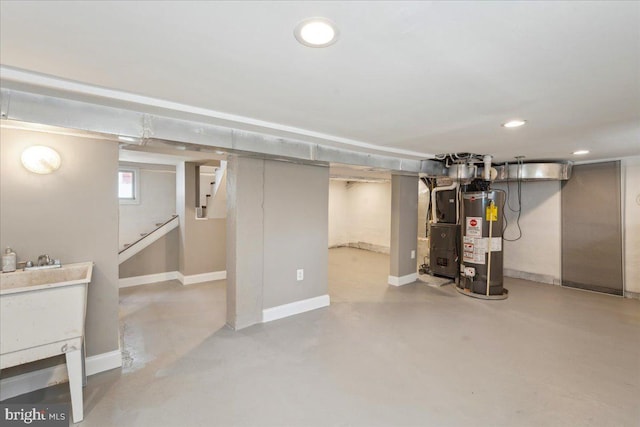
xmin=21 ymin=145 xmax=61 ymax=174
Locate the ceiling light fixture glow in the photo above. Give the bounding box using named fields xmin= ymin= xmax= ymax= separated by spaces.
xmin=573 ymin=150 xmax=590 ymax=155
xmin=502 ymin=119 xmax=527 ymax=128
xmin=21 ymin=146 xmax=61 ymax=174
xmin=294 ymin=18 xmax=339 ymax=48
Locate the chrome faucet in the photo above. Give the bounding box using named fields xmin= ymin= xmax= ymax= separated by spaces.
xmin=37 ymin=254 xmax=51 ymax=266
xmin=23 ymin=255 xmax=61 ymax=270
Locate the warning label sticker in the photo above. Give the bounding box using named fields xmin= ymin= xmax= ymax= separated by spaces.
xmin=474 ymin=237 xmax=503 ymax=252
xmin=466 ymin=216 xmax=483 ymax=237
xmin=463 ymin=236 xmax=485 ymax=264
xmin=486 ymin=204 xmax=498 ymax=222
xmin=462 ymin=236 xmax=502 ymax=264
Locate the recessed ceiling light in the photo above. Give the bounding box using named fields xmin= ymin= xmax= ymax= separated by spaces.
xmin=502 ymin=119 xmax=527 ymax=128
xmin=294 ymin=18 xmax=339 ymax=48
xmin=573 ymin=150 xmax=590 ymax=155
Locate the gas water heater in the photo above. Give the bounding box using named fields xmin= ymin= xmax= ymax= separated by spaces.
xmin=457 ymin=190 xmax=508 ymax=299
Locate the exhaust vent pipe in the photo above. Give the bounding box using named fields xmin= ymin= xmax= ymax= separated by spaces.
xmin=483 ymin=155 xmax=492 ymax=181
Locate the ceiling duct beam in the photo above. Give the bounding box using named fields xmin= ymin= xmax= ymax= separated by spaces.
xmin=493 ymin=162 xmax=572 ymax=181
xmin=1 ymin=88 xmax=426 ymax=174
xmin=419 ymin=159 xmax=449 ymax=177
xmin=0 ymin=88 xmax=144 ymax=138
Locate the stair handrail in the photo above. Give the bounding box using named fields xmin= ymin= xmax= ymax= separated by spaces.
xmin=119 ymin=215 xmax=179 ymax=255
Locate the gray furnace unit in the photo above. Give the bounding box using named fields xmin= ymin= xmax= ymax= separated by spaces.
xmin=435 ymin=189 xmax=457 ymax=224
xmin=429 ymin=223 xmax=459 ymax=278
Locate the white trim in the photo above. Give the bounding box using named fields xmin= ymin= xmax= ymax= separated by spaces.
xmin=624 ymin=291 xmax=640 ymax=300
xmin=85 ymin=349 xmax=123 ymax=376
xmin=327 ymin=242 xmax=390 ymax=254
xmin=503 ymin=268 xmax=561 ymax=286
xmin=388 ymin=273 xmax=418 ymax=286
xmin=177 ymin=270 xmax=227 ymax=285
xmin=119 ymin=271 xmax=179 ymax=288
xmin=262 ymin=294 xmax=330 ymax=323
xmin=118 ymin=216 xmax=179 ymax=264
xmin=0 ymin=66 xmax=432 ymax=160
xmin=118 ymin=270 xmax=227 ymax=287
xmin=0 ymin=349 xmax=122 ymax=401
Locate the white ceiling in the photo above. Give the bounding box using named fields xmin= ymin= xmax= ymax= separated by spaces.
xmin=1 ymin=1 xmax=638 ymax=163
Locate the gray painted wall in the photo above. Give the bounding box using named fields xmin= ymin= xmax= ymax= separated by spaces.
xmin=226 ymin=157 xmax=329 ymax=329
xmin=119 ymin=228 xmax=179 ymax=278
xmin=226 ymin=156 xmax=265 ymax=329
xmin=493 ymin=181 xmax=562 ymax=285
xmin=177 ymin=162 xmax=226 ymax=276
xmin=263 ymin=161 xmax=329 ymax=308
xmin=0 ymin=127 xmax=120 ymax=358
xmin=390 ymin=175 xmax=418 ymax=278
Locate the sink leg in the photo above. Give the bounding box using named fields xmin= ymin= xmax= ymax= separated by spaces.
xmin=81 ymin=342 xmax=87 ymax=387
xmin=66 ymin=348 xmax=84 ymax=423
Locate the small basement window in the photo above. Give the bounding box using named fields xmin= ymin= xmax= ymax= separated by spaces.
xmin=118 ymin=167 xmax=139 ymax=204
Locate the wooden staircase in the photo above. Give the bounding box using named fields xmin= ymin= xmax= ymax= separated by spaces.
xmin=118 ymin=215 xmax=179 ymax=264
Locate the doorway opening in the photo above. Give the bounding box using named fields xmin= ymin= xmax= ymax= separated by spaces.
xmin=328 ymin=165 xmax=392 ymax=301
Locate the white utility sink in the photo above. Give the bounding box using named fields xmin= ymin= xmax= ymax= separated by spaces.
xmin=0 ymin=262 xmax=93 ymax=423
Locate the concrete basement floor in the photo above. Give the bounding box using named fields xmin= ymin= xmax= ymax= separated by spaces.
xmin=5 ymin=248 xmax=640 ymax=426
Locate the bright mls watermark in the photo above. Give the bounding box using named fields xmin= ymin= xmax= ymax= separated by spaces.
xmin=1 ymin=404 xmax=68 ymax=426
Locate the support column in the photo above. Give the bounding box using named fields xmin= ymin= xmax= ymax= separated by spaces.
xmin=225 ymin=157 xmax=330 ymax=329
xmin=389 ymin=174 xmax=419 ymax=286
xmin=225 ymin=156 xmax=264 ymax=330
xmin=176 ymin=162 xmax=187 ymax=274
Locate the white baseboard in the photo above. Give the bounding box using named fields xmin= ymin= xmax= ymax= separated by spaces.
xmin=503 ymin=268 xmax=560 ymax=285
xmin=347 ymin=242 xmax=390 ymax=254
xmin=85 ymin=349 xmax=122 ymax=376
xmin=177 ymin=270 xmax=227 ymax=285
xmin=119 ymin=271 xmax=179 ymax=288
xmin=329 ymin=242 xmax=390 ymax=254
xmin=119 ymin=270 xmax=227 ymax=288
xmin=624 ymin=290 xmax=640 ymax=300
xmin=388 ymin=273 xmax=418 ymax=286
xmin=0 ymin=349 xmax=122 ymax=401
xmin=262 ymin=294 xmax=330 ymax=323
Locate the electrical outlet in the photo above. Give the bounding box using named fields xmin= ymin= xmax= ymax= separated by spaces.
xmin=296 ymin=269 xmax=304 ymax=281
xmin=411 ymin=250 xmax=416 ymax=259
